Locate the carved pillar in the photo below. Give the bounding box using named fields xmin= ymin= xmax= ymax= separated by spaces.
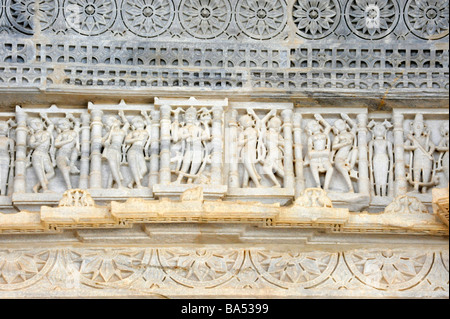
xmin=293 ymin=109 xmax=304 ymax=197
xmin=281 ymin=109 xmax=295 ymax=190
xmin=211 ymin=105 xmax=223 ymax=185
xmin=89 ymin=109 xmax=103 ymax=189
xmin=357 ymin=113 xmax=370 ymax=196
xmin=148 ymin=108 xmax=160 ymax=187
xmin=228 ymin=109 xmax=240 ymax=188
xmin=393 ymin=113 xmax=407 ymax=196
xmin=79 ymin=112 xmax=91 ymax=189
xmin=159 ymin=104 xmax=172 ymax=184
xmin=13 ymin=109 xmax=27 ymax=194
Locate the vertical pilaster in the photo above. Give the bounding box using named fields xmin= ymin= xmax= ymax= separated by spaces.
xmin=293 ymin=109 xmax=304 ymax=197
xmin=281 ymin=109 xmax=295 ymax=190
xmin=13 ymin=108 xmax=27 ymax=194
xmin=211 ymin=106 xmax=224 ymax=185
xmin=357 ymin=113 xmax=370 ymax=196
xmin=89 ymin=108 xmax=103 ymax=189
xmin=149 ymin=108 xmax=160 ymax=187
xmin=79 ymin=112 xmax=91 ymax=189
xmin=228 ymin=109 xmax=240 ymax=188
xmin=159 ymin=104 xmax=172 ymax=184
xmin=393 ymin=113 xmax=407 ymax=196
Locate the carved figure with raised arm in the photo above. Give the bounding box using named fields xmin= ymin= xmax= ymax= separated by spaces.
xmin=172 ymin=107 xmax=212 ymax=184
xmin=55 ymin=114 xmax=81 ymax=190
xmin=436 ymin=122 xmax=449 ymax=184
xmin=102 ymin=110 xmax=130 ymax=189
xmin=28 ymin=113 xmax=56 ymax=193
xmin=170 ymin=107 xmax=186 ymax=173
xmin=405 ymin=114 xmax=437 ymax=193
xmin=124 ymin=111 xmax=152 ymax=188
xmin=305 ymin=114 xmax=334 ymax=191
xmin=331 ymin=113 xmax=359 ymax=193
xmin=368 ymin=120 xmax=394 ymax=197
xmin=0 ymin=120 xmax=15 ymax=195
xmin=261 ymin=113 xmax=285 ymax=188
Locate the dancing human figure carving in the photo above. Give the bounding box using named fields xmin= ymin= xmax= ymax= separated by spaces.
xmin=368 ymin=120 xmax=394 ymax=197
xmin=404 ymin=114 xmax=437 ymax=193
xmin=305 ymin=114 xmax=334 ymax=191
xmin=124 ymin=111 xmax=152 ymax=189
xmin=102 ymin=111 xmax=130 ymax=189
xmin=331 ymin=113 xmax=359 ymax=193
xmin=54 ymin=114 xmax=81 ymax=190
xmin=0 ymin=120 xmax=15 ymax=195
xmin=28 ymin=113 xmax=56 ymax=193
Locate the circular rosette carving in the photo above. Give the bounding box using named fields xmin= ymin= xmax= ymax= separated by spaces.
xmin=64 ymin=0 xmax=117 ymax=36
xmin=179 ymin=0 xmax=232 ymax=39
xmin=344 ymin=249 xmax=434 ymax=290
xmin=158 ymin=248 xmax=245 ymax=288
xmin=6 ymin=0 xmax=59 ymax=34
xmin=67 ymin=249 xmax=150 ymax=287
xmin=404 ymin=0 xmax=449 ymax=40
xmin=121 ymin=0 xmax=175 ymax=37
xmin=345 ymin=0 xmax=400 ymax=40
xmin=0 ymin=249 xmax=56 ymax=290
xmin=251 ymin=250 xmax=338 ymax=288
xmin=292 ymin=0 xmax=341 ymax=39
xmin=235 ymin=0 xmax=287 ymax=40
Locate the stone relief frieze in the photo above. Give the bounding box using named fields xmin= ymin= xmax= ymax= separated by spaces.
xmin=0 ymin=115 xmax=15 ymax=198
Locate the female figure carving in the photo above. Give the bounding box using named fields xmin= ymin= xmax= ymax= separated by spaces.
xmin=102 ymin=111 xmax=130 ymax=189
xmin=261 ymin=114 xmax=285 ymax=188
xmin=0 ymin=120 xmax=15 ymax=195
xmin=124 ymin=111 xmax=152 ymax=188
xmin=54 ymin=115 xmax=80 ymax=190
xmin=305 ymin=114 xmax=334 ymax=191
xmin=28 ymin=113 xmax=56 ymax=193
xmin=331 ymin=113 xmax=358 ymax=193
xmin=437 ymin=122 xmax=449 ymax=183
xmin=368 ymin=120 xmax=394 ymax=197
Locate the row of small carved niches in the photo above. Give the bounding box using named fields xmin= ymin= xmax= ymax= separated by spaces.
xmin=0 ymin=99 xmax=448 ymax=213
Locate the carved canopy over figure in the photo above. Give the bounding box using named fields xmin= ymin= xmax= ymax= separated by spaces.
xmin=102 ymin=110 xmax=130 ymax=189
xmin=405 ymin=114 xmax=438 ymax=193
xmin=27 ymin=113 xmax=56 ymax=193
xmin=368 ymin=119 xmax=394 ymax=197
xmin=124 ymin=111 xmax=152 ymax=189
xmin=331 ymin=113 xmax=359 ymax=193
xmin=170 ymin=107 xmax=212 ymax=184
xmin=0 ymin=119 xmax=16 ymax=196
xmin=237 ymin=108 xmax=284 ymax=188
xmin=54 ymin=114 xmax=81 ymax=190
xmin=304 ymin=114 xmax=334 ymax=191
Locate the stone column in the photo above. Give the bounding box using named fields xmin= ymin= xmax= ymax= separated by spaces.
xmin=228 ymin=109 xmax=240 ymax=188
xmin=89 ymin=109 xmax=103 ymax=189
xmin=13 ymin=109 xmax=28 ymax=194
xmin=357 ymin=113 xmax=370 ymax=196
xmin=159 ymin=104 xmax=172 ymax=184
xmin=293 ymin=109 xmax=304 ymax=197
xmin=148 ymin=108 xmax=160 ymax=187
xmin=393 ymin=113 xmax=408 ymax=196
xmin=281 ymin=109 xmax=295 ymax=190
xmin=78 ymin=112 xmax=91 ymax=189
xmin=211 ymin=106 xmax=224 ymax=185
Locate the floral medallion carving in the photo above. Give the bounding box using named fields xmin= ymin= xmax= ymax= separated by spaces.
xmin=344 ymin=249 xmax=434 ymax=290
xmin=250 ymin=250 xmax=338 ymax=288
xmin=178 ymin=0 xmax=232 ymax=39
xmin=0 ymin=249 xmax=56 ymax=290
xmin=64 ymin=0 xmax=117 ymax=36
xmin=292 ymin=0 xmax=341 ymax=39
xmin=66 ymin=249 xmax=150 ymax=287
xmin=235 ymin=0 xmax=287 ymax=40
xmin=158 ymin=248 xmax=245 ymax=288
xmin=404 ymin=0 xmax=449 ymax=40
xmin=345 ymin=0 xmax=400 ymax=40
xmin=6 ymin=0 xmax=59 ymax=34
xmin=121 ymin=0 xmax=175 ymax=38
